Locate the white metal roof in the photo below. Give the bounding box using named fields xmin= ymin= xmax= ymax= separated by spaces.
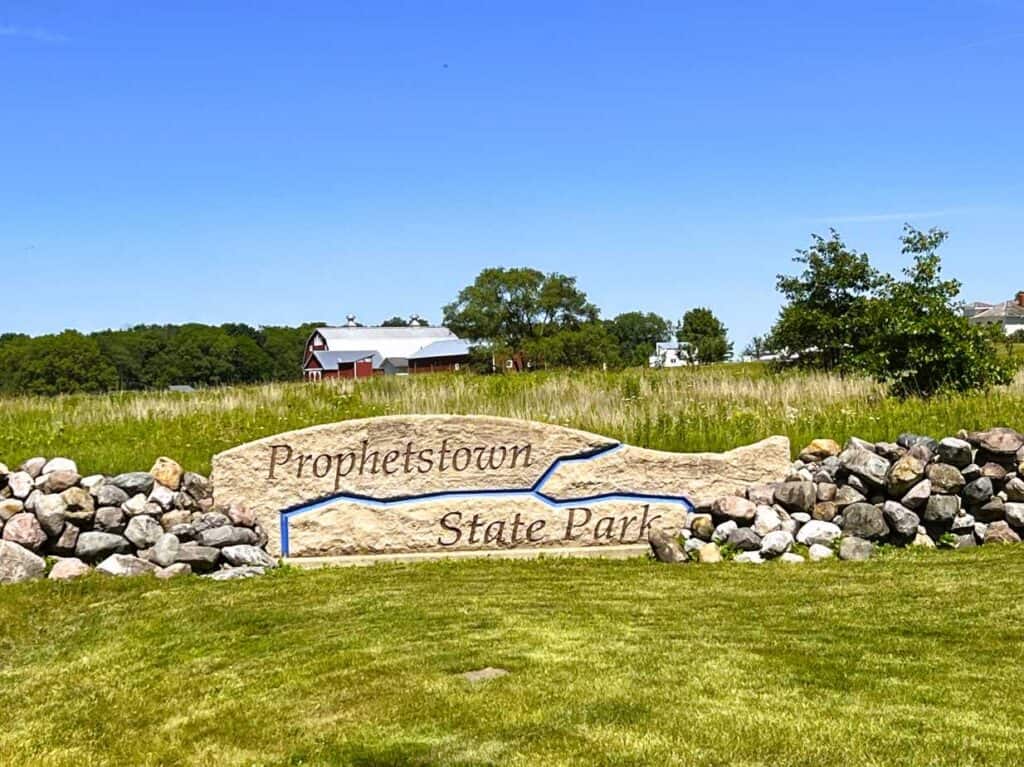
xmin=312 ymin=326 xmax=459 ymax=361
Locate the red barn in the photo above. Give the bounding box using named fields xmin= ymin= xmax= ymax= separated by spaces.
xmin=302 ymin=317 xmax=470 ymax=381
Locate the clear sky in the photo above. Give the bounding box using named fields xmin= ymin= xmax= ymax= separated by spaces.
xmin=2 ymin=1 xmax=1022 ymax=348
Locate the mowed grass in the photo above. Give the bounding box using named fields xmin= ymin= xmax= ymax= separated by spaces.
xmin=3 ymin=548 xmax=1024 ymax=766
xmin=2 ymin=364 xmax=1024 ymax=475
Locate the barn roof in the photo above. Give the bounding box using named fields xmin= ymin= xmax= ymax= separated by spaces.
xmin=972 ymin=301 xmax=1024 ymax=320
xmin=309 ymin=350 xmax=378 ymax=369
xmin=408 ymin=339 xmax=471 ymax=360
xmin=313 ymin=326 xmax=458 ymax=360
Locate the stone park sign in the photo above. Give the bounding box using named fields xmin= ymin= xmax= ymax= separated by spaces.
xmin=212 ymin=415 xmax=790 ymax=560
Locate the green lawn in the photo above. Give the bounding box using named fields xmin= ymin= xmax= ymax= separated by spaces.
xmin=4 ymin=548 xmax=1024 ymax=766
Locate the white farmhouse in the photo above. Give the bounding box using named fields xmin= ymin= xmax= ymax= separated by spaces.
xmin=649 ymin=341 xmax=694 ymax=368
xmin=965 ymin=292 xmax=1024 ymax=336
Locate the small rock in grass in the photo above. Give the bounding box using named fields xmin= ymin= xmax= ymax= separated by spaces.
xmin=204 ymin=565 xmax=266 ymax=581
xmin=733 ymin=551 xmax=764 ymax=564
xmin=156 ymin=563 xmax=192 ymax=579
xmin=460 ymin=667 xmax=509 ymax=683
xmin=780 ymin=552 xmax=805 ymax=564
xmin=49 ymin=557 xmax=91 ymax=581
xmin=697 ymin=542 xmax=722 ymax=563
xmin=985 ymin=521 xmax=1021 ymax=545
xmin=808 ymin=543 xmax=834 ymax=561
xmin=839 ymin=536 xmax=874 ymax=561
xmin=97 ymin=554 xmax=158 ymax=577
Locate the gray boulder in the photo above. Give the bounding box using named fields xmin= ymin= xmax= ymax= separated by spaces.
xmin=124 ymin=515 xmax=164 ymax=549
xmin=882 ymin=501 xmax=920 ymax=539
xmin=839 ymin=446 xmax=891 ymax=488
xmin=95 ymin=483 xmax=130 ymax=508
xmin=221 ymin=545 xmax=277 ymax=569
xmin=1005 ymin=503 xmax=1024 ymax=528
xmin=75 ymin=531 xmax=130 ymax=562
xmin=963 ymin=478 xmax=994 ymax=507
xmin=42 ymin=457 xmax=77 ymax=475
xmin=109 ymin=472 xmax=154 ymax=496
xmin=923 ymin=494 xmax=960 ymax=524
xmin=0 ymin=540 xmax=46 ymax=584
xmin=648 ymin=526 xmax=687 ymax=564
xmin=937 ymin=437 xmax=974 ymax=468
xmin=149 ymin=534 xmax=181 ymax=567
xmin=752 ymin=506 xmax=783 ymax=536
xmin=759 ymin=530 xmax=793 ymax=558
xmin=34 ymin=493 xmax=68 ymax=537
xmin=927 ymin=464 xmax=966 ymax=495
xmin=1005 ymin=477 xmax=1024 ymax=503
xmin=175 ymin=543 xmax=221 ymax=572
xmin=841 ymin=503 xmax=889 ymax=540
xmin=834 ymin=485 xmax=866 ymax=509
xmin=147 ymin=483 xmax=175 ymax=511
xmin=205 ymin=566 xmax=266 ymax=581
xmin=901 ymin=479 xmax=932 ymax=510
xmin=975 ymin=427 xmax=1024 ymax=457
xmin=773 ymin=482 xmax=816 ymax=514
xmin=94 ymin=506 xmax=126 ymax=533
xmin=839 ymin=536 xmax=875 ymax=561
xmin=796 ymin=520 xmax=842 ymax=547
xmin=97 ymin=554 xmax=158 ymax=577
xmin=808 ymin=543 xmax=835 ymax=561
xmin=712 ymin=520 xmax=737 ymax=544
xmin=182 ymin=472 xmax=213 ymax=501
xmin=726 ymin=527 xmax=762 ymax=551
xmin=974 ymin=497 xmax=1005 ymax=523
xmin=712 ymin=496 xmax=757 ymax=523
xmin=196 ymin=526 xmax=258 ymax=548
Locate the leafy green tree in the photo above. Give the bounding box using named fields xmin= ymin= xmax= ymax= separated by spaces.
xmin=742 ymin=335 xmax=771 ymax=360
xmin=525 ymin=322 xmax=621 ymax=368
xmin=606 ymin=312 xmax=671 ymax=367
xmin=859 ymin=226 xmax=1015 ymax=397
xmin=0 ymin=331 xmax=118 ymax=395
xmin=442 ymin=268 xmax=599 ymax=363
xmin=381 ymin=316 xmax=410 ymax=327
xmin=772 ymin=230 xmax=883 ymax=370
xmin=677 ymin=308 xmax=732 ymax=364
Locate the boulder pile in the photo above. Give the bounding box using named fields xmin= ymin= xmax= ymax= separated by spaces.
xmin=651 ymin=427 xmax=1024 ymax=565
xmin=0 ymin=456 xmax=276 ymax=584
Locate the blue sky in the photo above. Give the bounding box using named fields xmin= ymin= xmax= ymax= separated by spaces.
xmin=2 ymin=1 xmax=1022 ymax=347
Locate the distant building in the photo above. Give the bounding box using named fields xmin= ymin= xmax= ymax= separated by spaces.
xmin=649 ymin=341 xmax=693 ymax=368
xmin=302 ymin=315 xmax=471 ymax=381
xmin=965 ymin=292 xmax=1024 ymax=336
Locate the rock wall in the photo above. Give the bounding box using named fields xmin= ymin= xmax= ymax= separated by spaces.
xmin=651 ymin=427 xmax=1024 ymax=564
xmin=0 ymin=456 xmax=276 ymax=584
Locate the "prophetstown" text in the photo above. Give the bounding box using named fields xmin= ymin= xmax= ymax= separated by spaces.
xmin=267 ymin=439 xmax=533 ymax=490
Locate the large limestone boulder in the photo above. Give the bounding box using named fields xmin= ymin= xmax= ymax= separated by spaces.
xmin=49 ymin=557 xmax=91 ymax=581
xmin=97 ymin=554 xmax=158 ymax=577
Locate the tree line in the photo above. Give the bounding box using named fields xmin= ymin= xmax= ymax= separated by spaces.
xmin=0 ymin=323 xmax=318 ymax=396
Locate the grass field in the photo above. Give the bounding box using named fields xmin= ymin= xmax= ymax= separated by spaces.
xmin=2 ymin=364 xmax=1024 ymax=475
xmin=3 ymin=548 xmax=1024 ymax=766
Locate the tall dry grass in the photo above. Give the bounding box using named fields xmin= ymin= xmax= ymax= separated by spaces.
xmin=2 ymin=364 xmax=1022 ymax=474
